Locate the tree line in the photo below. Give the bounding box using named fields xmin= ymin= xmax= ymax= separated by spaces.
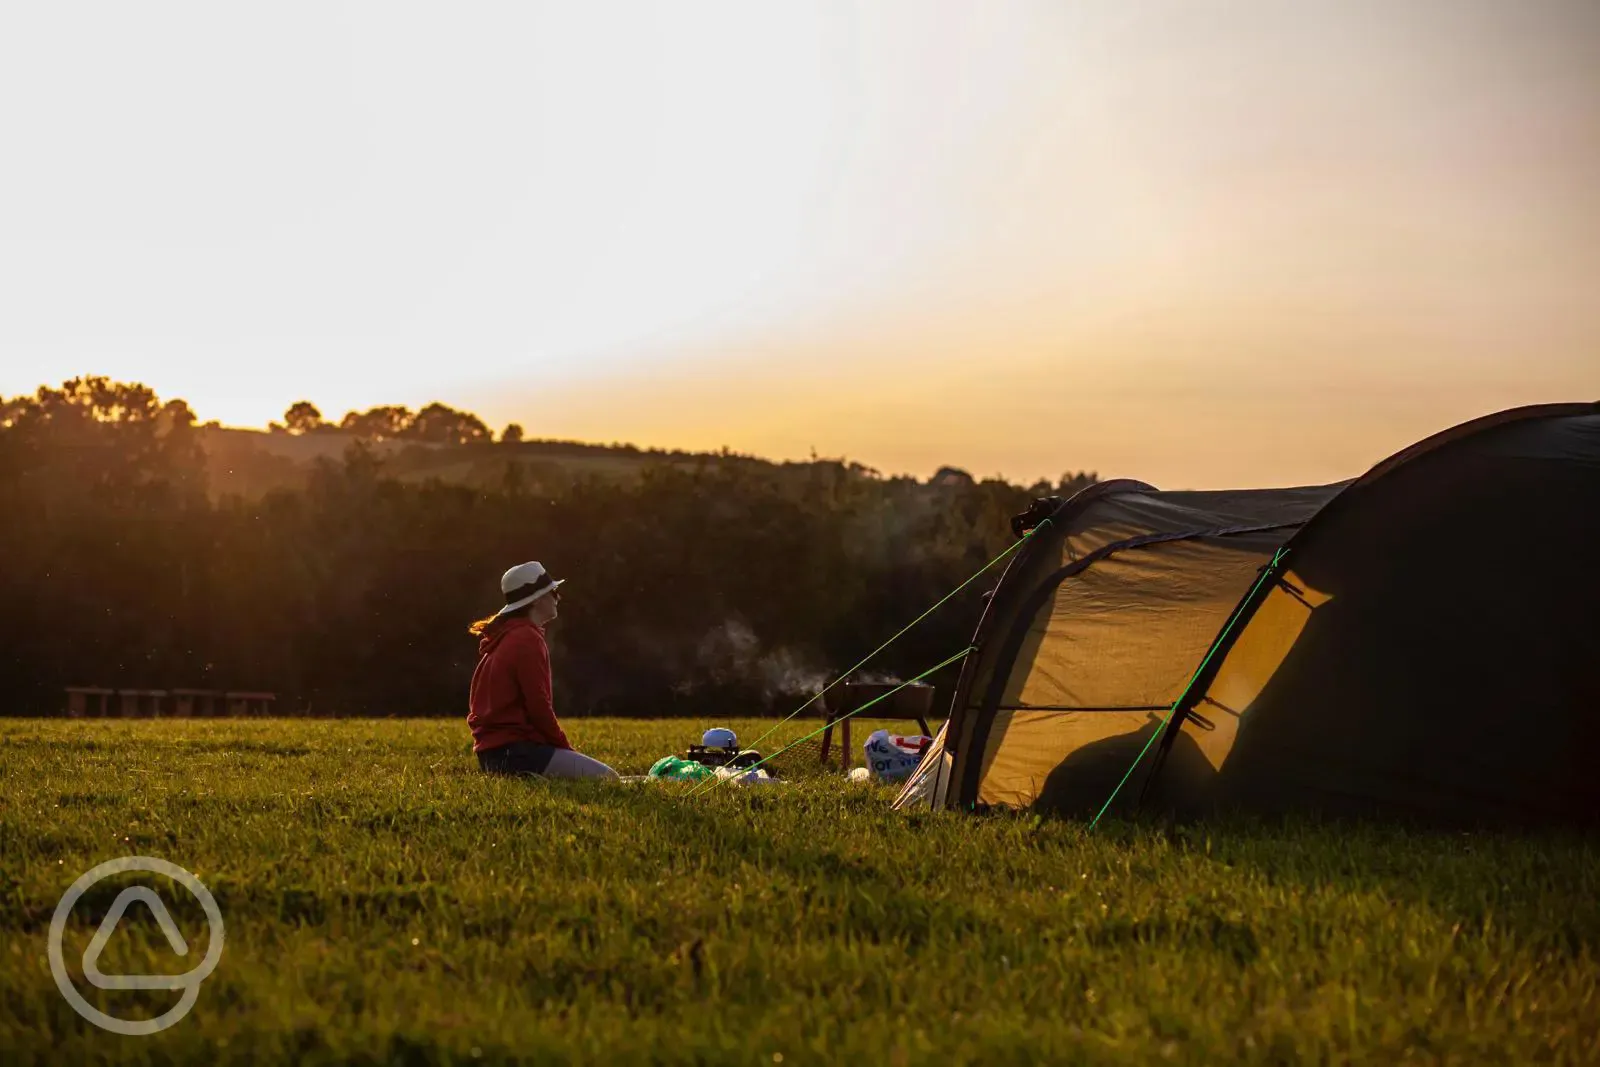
xmin=274 ymin=398 xmax=499 ymax=445
xmin=0 ymin=378 xmax=1094 ymax=720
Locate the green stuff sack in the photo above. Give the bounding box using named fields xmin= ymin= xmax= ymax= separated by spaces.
xmin=647 ymin=755 xmax=715 ymax=782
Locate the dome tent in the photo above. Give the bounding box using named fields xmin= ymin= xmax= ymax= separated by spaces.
xmin=895 ymin=403 xmax=1600 ymax=825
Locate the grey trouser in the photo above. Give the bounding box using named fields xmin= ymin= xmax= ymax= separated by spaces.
xmin=478 ymin=742 xmax=618 ymax=779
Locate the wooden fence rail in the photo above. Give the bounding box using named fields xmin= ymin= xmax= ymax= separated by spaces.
xmin=62 ymin=688 xmax=277 ymax=717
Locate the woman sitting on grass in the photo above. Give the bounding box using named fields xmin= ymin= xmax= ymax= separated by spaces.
xmin=467 ymin=561 xmax=618 ymax=779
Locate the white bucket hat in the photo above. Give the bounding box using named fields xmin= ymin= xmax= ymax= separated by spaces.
xmin=495 ymin=561 xmax=566 ymax=617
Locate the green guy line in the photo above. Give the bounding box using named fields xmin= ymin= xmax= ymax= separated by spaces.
xmin=693 ymin=645 xmax=977 ymax=796
xmin=1086 ymin=547 xmax=1289 ymax=832
xmin=725 ymin=519 xmax=1050 ymax=771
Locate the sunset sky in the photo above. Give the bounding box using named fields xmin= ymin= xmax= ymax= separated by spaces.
xmin=2 ymin=1 xmax=1596 ymax=488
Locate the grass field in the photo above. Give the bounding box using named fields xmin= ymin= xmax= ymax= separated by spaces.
xmin=2 ymin=718 xmax=1597 ymax=1066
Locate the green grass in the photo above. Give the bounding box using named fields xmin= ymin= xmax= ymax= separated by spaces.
xmin=1 ymin=719 xmax=1596 ymax=1066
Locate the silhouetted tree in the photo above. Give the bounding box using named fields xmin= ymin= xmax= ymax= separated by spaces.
xmin=0 ymin=378 xmax=210 ymax=711
xmin=409 ymin=402 xmax=490 ymax=445
xmin=500 ymin=423 xmax=524 ymax=444
xmin=931 ymin=466 xmax=974 ymax=487
xmin=339 ymin=405 xmax=414 ymax=440
xmin=283 ymin=401 xmax=325 ymax=435
xmin=1058 ymin=470 xmax=1097 ymax=497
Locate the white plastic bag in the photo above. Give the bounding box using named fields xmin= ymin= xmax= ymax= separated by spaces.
xmin=862 ymin=729 xmax=931 ymax=782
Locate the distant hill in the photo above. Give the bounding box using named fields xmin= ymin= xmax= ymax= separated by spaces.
xmin=8 ymin=377 xmax=1087 ymax=500
xmin=198 ymin=426 xmax=854 ymax=499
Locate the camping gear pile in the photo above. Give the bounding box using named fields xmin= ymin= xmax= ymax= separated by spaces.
xmin=647 ymin=728 xmax=781 ymax=785
xmin=643 ymin=725 xmax=936 ymax=786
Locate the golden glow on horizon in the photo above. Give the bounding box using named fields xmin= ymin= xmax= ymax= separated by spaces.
xmin=1 ymin=1 xmax=1597 ymax=487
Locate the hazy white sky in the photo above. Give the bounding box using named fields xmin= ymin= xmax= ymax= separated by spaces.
xmin=2 ymin=1 xmax=1597 ymax=486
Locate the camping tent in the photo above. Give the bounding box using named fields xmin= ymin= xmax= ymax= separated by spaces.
xmin=896 ymin=403 xmax=1600 ymax=825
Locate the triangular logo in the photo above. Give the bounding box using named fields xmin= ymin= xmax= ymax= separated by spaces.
xmin=81 ymin=887 xmax=192 ymax=991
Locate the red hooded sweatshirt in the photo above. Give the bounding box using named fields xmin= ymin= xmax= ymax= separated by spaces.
xmin=467 ymin=618 xmax=571 ymax=753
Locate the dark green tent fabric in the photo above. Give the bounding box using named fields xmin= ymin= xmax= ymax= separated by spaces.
xmin=897 ymin=403 xmax=1600 ymax=825
xmin=1160 ymin=406 xmax=1600 ymax=824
